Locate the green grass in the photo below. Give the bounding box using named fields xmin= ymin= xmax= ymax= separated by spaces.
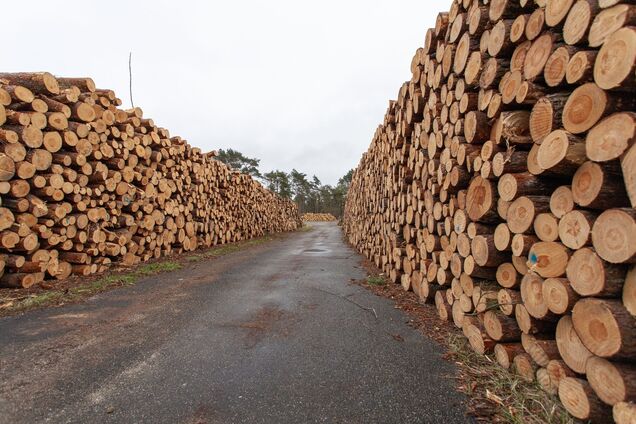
xmin=2 ymin=231 xmax=285 ymax=315
xmin=68 ymin=274 xmax=137 ymax=295
xmin=367 ymin=275 xmax=386 ymax=286
xmin=447 ymin=334 xmax=574 ymax=424
xmin=18 ymin=291 xmax=64 ymax=309
xmin=136 ymin=261 xmax=182 ymax=276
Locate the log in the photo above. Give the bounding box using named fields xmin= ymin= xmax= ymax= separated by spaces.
xmin=494 ymin=342 xmax=525 ymax=369
xmin=513 ymin=352 xmax=537 ymax=382
xmin=592 ymin=208 xmax=636 ymax=264
xmin=549 ymin=186 xmax=574 ymax=219
xmin=528 ymin=241 xmax=570 ymax=278
xmin=559 ymin=377 xmax=613 ymax=422
xmin=588 ymin=4 xmax=636 ymax=48
xmin=507 ymin=196 xmax=550 ymax=234
xmin=585 ymin=112 xmax=635 ymax=163
xmin=536 ymin=130 xmax=586 ymax=174
xmin=563 ymin=83 xmax=635 ymax=134
xmin=547 ymin=359 xmax=577 ymax=388
xmin=572 ymin=298 xmax=636 ymax=360
xmin=558 ymin=210 xmax=595 ymax=249
xmin=563 ymin=0 xmax=599 ymax=45
xmin=555 ymin=315 xmax=593 ymax=374
xmin=566 ymin=247 xmax=625 ymax=297
xmin=521 ymin=333 xmax=561 ymax=367
xmin=586 ymin=356 xmax=636 ymax=406
xmin=614 ymin=402 xmax=636 ymax=424
xmin=529 ymin=93 xmax=569 ymax=143
xmin=543 ymin=277 xmax=580 ymax=314
xmin=484 ymin=310 xmax=522 ymax=342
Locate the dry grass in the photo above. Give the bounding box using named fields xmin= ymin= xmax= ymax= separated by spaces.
xmin=447 ymin=334 xmax=575 ymax=424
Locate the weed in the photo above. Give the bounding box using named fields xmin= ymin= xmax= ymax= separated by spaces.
xmin=367 ymin=275 xmax=386 ymax=286
xmin=447 ymin=334 xmax=573 ymax=424
xmin=19 ymin=292 xmax=64 ymax=308
xmin=299 ymin=225 xmax=313 ymax=232
xmin=136 ymin=261 xmax=182 ymax=276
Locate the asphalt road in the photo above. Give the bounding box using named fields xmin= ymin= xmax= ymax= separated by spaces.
xmin=0 ymin=222 xmax=468 ymax=424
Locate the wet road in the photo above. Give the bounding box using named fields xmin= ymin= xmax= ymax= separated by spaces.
xmin=0 ymin=222 xmax=468 ymax=424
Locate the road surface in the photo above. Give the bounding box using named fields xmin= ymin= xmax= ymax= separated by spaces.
xmin=0 ymin=222 xmax=468 ymax=424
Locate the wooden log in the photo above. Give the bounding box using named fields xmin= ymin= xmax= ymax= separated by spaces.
xmin=529 ymin=93 xmax=569 ymax=143
xmin=521 ymin=333 xmax=561 ymax=367
xmin=513 ymin=352 xmax=537 ymax=382
xmin=592 ymin=208 xmax=636 ymax=264
xmin=524 ymin=33 xmax=559 ymax=82
xmin=563 ymin=83 xmax=635 ymax=134
xmin=556 ymin=315 xmax=594 ymax=374
xmin=507 ymin=196 xmax=550 ymax=234
xmin=521 ymin=271 xmax=558 ymax=320
xmin=614 ymin=402 xmax=636 ymax=424
xmin=0 ymin=72 xmax=59 ymax=95
xmin=566 ymin=50 xmax=597 ymax=84
xmin=484 ymin=310 xmax=522 ymax=342
xmin=572 ymin=298 xmax=636 ymax=360
xmin=588 ymin=4 xmax=636 ymax=48
xmin=563 ymin=0 xmax=599 ymax=45
xmin=543 ymin=277 xmax=580 ymax=314
xmin=549 ymin=186 xmax=574 ymax=219
xmin=536 ymin=130 xmax=586 ymax=174
xmin=558 ymin=210 xmax=595 ymax=249
xmin=528 ymin=241 xmax=570 ymax=278
xmin=585 ymin=112 xmax=635 ymax=163
xmin=566 ymin=248 xmax=625 ymax=298
xmin=559 ymin=377 xmax=613 ymax=422
xmin=587 ymin=356 xmax=636 ymax=406
xmin=573 ymin=161 xmax=628 ymax=210
xmin=537 ymin=367 xmax=558 ymax=394
xmin=494 ymin=342 xmax=525 ymax=369
xmin=547 ymin=359 xmax=577 ymax=387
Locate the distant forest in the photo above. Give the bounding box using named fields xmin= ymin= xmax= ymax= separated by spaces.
xmin=215 ymin=149 xmax=353 ymax=217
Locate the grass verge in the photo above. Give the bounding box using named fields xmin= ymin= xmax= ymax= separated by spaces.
xmin=447 ymin=334 xmax=574 ymax=424
xmin=0 ymin=228 xmax=296 ymax=316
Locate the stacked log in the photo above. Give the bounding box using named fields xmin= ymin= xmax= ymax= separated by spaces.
xmin=343 ymin=0 xmax=635 ymax=422
xmin=0 ymin=72 xmax=300 ymax=289
xmin=301 ymin=213 xmax=337 ymax=222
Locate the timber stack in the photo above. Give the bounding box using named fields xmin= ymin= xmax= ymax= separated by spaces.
xmin=0 ymin=72 xmax=300 ymax=289
xmin=301 ymin=213 xmax=337 ymax=222
xmin=342 ymin=0 xmax=635 ymax=421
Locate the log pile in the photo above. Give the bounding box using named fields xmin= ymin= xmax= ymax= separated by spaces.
xmin=301 ymin=213 xmax=337 ymax=222
xmin=342 ymin=0 xmax=635 ymax=421
xmin=0 ymin=72 xmax=300 ymax=289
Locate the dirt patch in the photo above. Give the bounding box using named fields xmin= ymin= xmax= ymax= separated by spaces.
xmin=237 ymin=306 xmax=298 ymax=349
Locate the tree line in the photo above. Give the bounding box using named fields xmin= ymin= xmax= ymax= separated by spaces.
xmin=215 ymin=149 xmax=352 ymax=217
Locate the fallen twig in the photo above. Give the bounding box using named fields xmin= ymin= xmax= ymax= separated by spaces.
xmin=312 ymin=287 xmax=378 ymax=319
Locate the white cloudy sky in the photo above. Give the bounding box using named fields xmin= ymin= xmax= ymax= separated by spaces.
xmin=5 ymin=1 xmax=441 ymax=185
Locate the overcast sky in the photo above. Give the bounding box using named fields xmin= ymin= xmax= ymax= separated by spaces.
xmin=5 ymin=1 xmax=440 ymax=185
